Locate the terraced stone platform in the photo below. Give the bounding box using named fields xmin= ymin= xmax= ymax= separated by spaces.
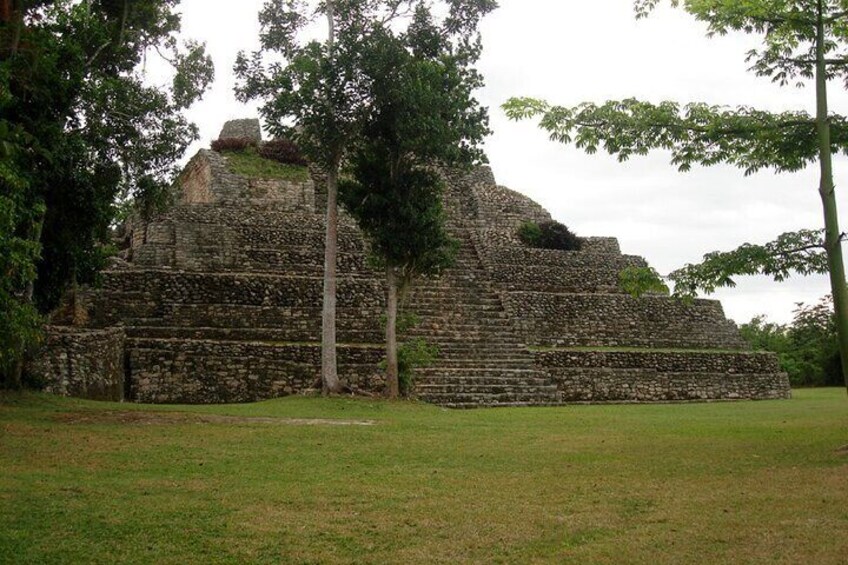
xmin=33 ymin=123 xmax=791 ymax=406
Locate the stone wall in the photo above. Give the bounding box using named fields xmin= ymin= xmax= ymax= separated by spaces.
xmin=177 ymin=150 xmax=316 ymax=208
xmin=218 ymin=118 xmax=262 ymax=142
xmin=505 ymin=292 xmax=749 ymax=349
xmin=131 ymin=205 xmax=369 ymax=273
xmin=30 ymin=327 xmax=126 ymax=401
xmin=537 ymin=350 xmax=790 ymax=402
xmin=128 ymin=340 xmax=383 ymax=403
xmin=92 ymin=271 xmax=385 ymax=344
xmin=484 ymin=248 xmax=647 ymax=293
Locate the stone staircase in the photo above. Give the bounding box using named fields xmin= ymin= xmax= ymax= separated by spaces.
xmin=406 ymin=227 xmax=560 ymax=408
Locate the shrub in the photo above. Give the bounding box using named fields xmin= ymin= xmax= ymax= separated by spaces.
xmin=259 ymin=138 xmax=308 ymax=166
xmin=398 ymin=338 xmax=439 ymax=396
xmin=517 ymin=221 xmax=542 ymax=247
xmin=518 ymin=220 xmax=582 ymax=251
xmin=379 ymin=312 xmax=439 ymax=396
xmin=210 ymin=137 xmax=256 ymax=153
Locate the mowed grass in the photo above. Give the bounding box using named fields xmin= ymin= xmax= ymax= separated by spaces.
xmin=1 ymin=390 xmax=846 ymax=564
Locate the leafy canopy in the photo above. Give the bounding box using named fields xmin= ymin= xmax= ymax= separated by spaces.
xmin=1 ymin=0 xmax=213 ymax=383
xmin=235 ymin=0 xmax=495 ymax=169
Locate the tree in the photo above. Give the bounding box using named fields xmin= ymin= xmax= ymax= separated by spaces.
xmin=339 ymin=4 xmax=493 ymax=398
xmin=740 ymin=297 xmax=842 ymax=386
xmin=235 ymin=0 xmax=494 ymax=395
xmin=504 ymin=0 xmax=848 ymax=394
xmin=0 ymin=0 xmax=213 ymax=388
xmin=342 ymin=161 xmax=458 ymax=397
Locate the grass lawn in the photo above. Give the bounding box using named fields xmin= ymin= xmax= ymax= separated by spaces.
xmin=1 ymin=389 xmax=846 ymax=564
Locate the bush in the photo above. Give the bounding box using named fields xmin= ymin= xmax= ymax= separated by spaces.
xmin=379 ymin=312 xmax=439 ymax=396
xmin=210 ymin=137 xmax=256 ymax=153
xmin=518 ymin=220 xmax=582 ymax=251
xmin=517 ymin=221 xmax=542 ymax=247
xmin=398 ymin=338 xmax=439 ymax=396
xmin=259 ymin=138 xmax=308 ymax=166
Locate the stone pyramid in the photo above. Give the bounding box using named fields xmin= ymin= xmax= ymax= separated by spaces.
xmin=33 ymin=120 xmax=791 ymax=407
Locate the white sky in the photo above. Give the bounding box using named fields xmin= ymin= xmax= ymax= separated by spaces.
xmin=167 ymin=0 xmax=848 ymax=325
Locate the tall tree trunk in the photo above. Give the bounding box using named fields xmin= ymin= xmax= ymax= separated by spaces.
xmin=815 ymin=2 xmax=848 ymax=394
xmin=320 ymin=0 xmax=342 ymax=394
xmin=385 ymin=267 xmax=399 ymax=398
xmin=322 ymin=164 xmax=342 ymax=394
xmin=2 ymin=0 xmax=23 ymax=55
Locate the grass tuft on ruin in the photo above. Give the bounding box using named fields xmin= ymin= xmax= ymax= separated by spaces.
xmin=222 ymin=147 xmax=311 ymax=182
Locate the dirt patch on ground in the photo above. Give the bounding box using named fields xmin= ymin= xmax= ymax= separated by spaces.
xmin=55 ymin=411 xmax=375 ymax=427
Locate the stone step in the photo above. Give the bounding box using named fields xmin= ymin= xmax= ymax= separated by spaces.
xmin=416 ymin=391 xmax=561 ymax=407
xmin=416 ymin=367 xmax=543 ymax=378
xmin=416 ymin=384 xmax=559 ymax=396
xmin=415 ymin=374 xmax=553 ymax=387
xmin=419 ymin=346 xmax=529 ymax=357
xmin=124 ymin=326 xmax=383 ymax=343
xmin=432 ymin=358 xmax=534 ymax=369
xmin=437 ymin=401 xmax=564 ymax=409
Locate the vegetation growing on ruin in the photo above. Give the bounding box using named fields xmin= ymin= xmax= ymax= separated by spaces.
xmin=1 ymin=390 xmax=846 ymax=563
xmin=223 ymin=147 xmax=310 ymax=182
xmin=518 ymin=220 xmax=583 ymax=251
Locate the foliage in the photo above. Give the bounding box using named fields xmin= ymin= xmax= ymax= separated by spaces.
xmin=517 ymin=220 xmax=582 ymax=251
xmin=1 ymin=0 xmax=213 ymax=386
xmin=258 ymin=138 xmax=308 ymax=167
xmin=223 ymin=146 xmax=310 ymax=182
xmin=619 ymin=266 xmax=670 ymax=298
xmin=325 ymin=1 xmax=494 ymax=396
xmin=0 ymin=102 xmax=43 ymax=384
xmin=741 ymin=296 xmax=842 ymax=387
xmin=397 ymin=338 xmax=439 ymax=396
xmin=210 ymin=137 xmax=257 ymax=153
xmin=342 ymin=163 xmax=459 ymax=286
xmin=620 ymin=230 xmax=831 ymax=299
xmin=516 ymin=220 xmax=542 ymax=247
xmin=379 ymin=313 xmax=440 ymax=396
xmin=234 ymin=0 xmax=496 ymax=170
xmin=504 ymin=97 xmax=844 ymax=175
xmin=670 ymin=229 xmax=831 ymax=297
xmin=339 ymin=0 xmax=495 ymax=283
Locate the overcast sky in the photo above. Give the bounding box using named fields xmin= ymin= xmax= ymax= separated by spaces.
xmin=167 ymin=0 xmax=848 ymax=325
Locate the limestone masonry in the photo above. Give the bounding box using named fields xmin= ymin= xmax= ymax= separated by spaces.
xmin=33 ymin=120 xmax=791 ymax=407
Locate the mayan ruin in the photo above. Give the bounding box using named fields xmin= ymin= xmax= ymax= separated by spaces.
xmin=31 ymin=121 xmax=792 ymax=407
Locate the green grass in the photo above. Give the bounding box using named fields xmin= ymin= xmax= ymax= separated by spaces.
xmin=1 ymin=389 xmax=846 ymax=564
xmin=223 ymin=148 xmax=310 ymax=182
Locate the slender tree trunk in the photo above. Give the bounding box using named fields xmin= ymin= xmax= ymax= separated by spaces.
xmin=815 ymin=2 xmax=848 ymax=394
xmin=385 ymin=267 xmax=399 ymax=398
xmin=320 ymin=0 xmax=342 ymax=394
xmin=2 ymin=0 xmax=23 ymax=56
xmin=322 ymin=164 xmax=342 ymax=394
xmin=0 ymin=0 xmax=11 ymax=22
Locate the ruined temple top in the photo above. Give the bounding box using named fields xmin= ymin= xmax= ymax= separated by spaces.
xmin=218 ymin=119 xmax=262 ymax=143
